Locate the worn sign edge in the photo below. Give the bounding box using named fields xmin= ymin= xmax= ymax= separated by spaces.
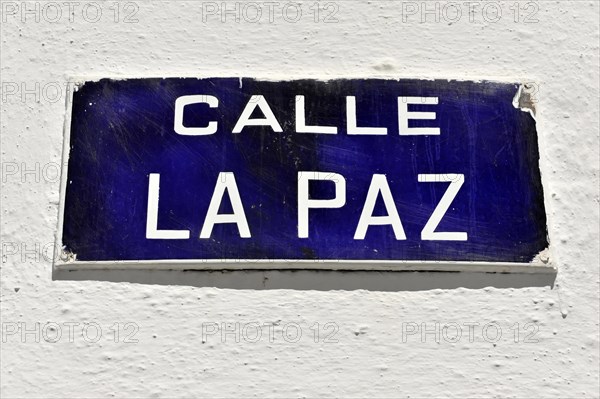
xmin=53 ymin=77 xmax=554 ymax=274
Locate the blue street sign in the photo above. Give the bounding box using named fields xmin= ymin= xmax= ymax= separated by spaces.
xmin=58 ymin=78 xmax=548 ymax=265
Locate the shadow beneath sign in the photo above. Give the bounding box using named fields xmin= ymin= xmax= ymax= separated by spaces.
xmin=53 ymin=269 xmax=556 ymax=291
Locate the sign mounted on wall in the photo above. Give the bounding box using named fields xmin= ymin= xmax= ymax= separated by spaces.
xmin=55 ymin=78 xmax=549 ymax=271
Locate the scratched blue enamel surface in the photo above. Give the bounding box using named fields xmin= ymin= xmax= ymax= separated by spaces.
xmin=62 ymin=78 xmax=547 ymax=262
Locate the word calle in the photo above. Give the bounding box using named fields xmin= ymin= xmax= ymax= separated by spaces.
xmin=174 ymin=94 xmax=441 ymax=136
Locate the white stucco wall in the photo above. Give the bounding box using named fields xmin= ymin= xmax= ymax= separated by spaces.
xmin=1 ymin=1 xmax=598 ymax=397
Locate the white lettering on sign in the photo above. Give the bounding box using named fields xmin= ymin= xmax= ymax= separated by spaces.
xmin=298 ymin=172 xmax=347 ymax=238
xmin=295 ymin=95 xmax=338 ymax=134
xmin=354 ymin=174 xmax=406 ymax=240
xmin=149 ymin=95 xmax=463 ymax=241
xmin=174 ymin=95 xmax=219 ymax=136
xmin=200 ymin=172 xmax=252 ymax=239
xmin=398 ymin=97 xmax=441 ymax=135
xmin=418 ymin=174 xmax=468 ymax=241
xmin=146 ymin=173 xmax=190 ymax=239
xmin=232 ymin=95 xmax=283 ymax=133
xmin=173 ymin=94 xmax=441 ymax=135
xmin=145 ymin=172 xmax=251 ymax=240
xmin=346 ymin=96 xmax=388 ymax=135
xmin=144 ymin=172 xmax=465 ymax=240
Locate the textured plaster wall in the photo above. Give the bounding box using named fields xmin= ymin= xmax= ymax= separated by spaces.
xmin=0 ymin=1 xmax=599 ymax=397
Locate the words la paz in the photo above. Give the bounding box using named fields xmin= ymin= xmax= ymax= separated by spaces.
xmin=146 ymin=172 xmax=467 ymax=242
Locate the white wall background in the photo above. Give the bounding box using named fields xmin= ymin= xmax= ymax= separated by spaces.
xmin=1 ymin=1 xmax=599 ymax=397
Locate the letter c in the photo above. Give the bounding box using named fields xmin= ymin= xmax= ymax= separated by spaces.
xmin=174 ymin=95 xmax=218 ymax=135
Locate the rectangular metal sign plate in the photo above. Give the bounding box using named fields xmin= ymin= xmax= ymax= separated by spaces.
xmin=56 ymin=78 xmax=548 ymax=270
